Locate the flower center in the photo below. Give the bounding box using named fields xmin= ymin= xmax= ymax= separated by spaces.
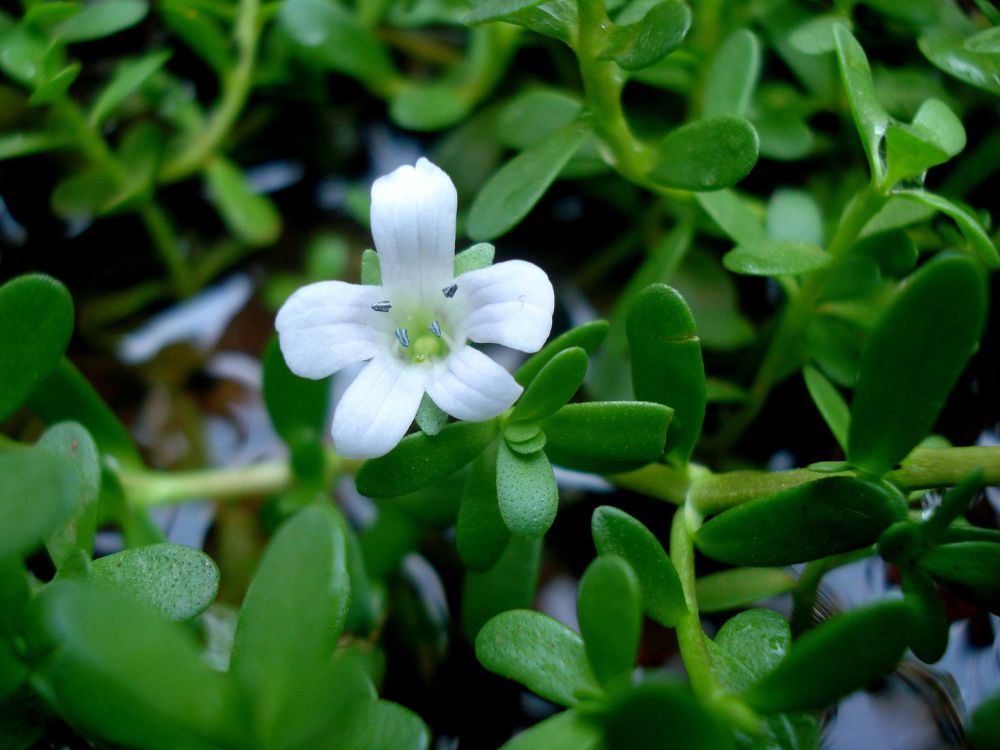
xmin=389 ymin=310 xmax=453 ymax=364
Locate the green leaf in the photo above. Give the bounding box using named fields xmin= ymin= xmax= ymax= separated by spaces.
xmin=847 ymin=256 xmax=987 ymax=475
xmin=496 ymin=442 xmax=558 ymax=538
xmin=415 ymin=394 xmax=449 ymax=436
xmin=356 ymin=419 xmax=498 ymax=497
xmin=463 ymin=535 xmax=540 ymax=640
xmin=161 ymin=0 xmax=230 ymax=73
xmin=0 ymin=638 xmax=26 ymax=704
xmin=918 ymin=542 xmax=1000 ymax=614
xmin=29 ymin=62 xmax=81 ymax=106
xmin=802 ymin=365 xmax=849 ymax=451
xmin=499 ymin=710 xmax=603 ymax=750
xmin=969 ymin=689 xmax=1000 ymax=750
xmin=703 ymin=29 xmax=762 ymax=118
xmin=279 ymin=0 xmax=395 ymax=84
xmin=577 ymin=556 xmax=641 ymax=687
xmin=599 ymin=0 xmax=691 ymax=72
xmin=89 ymin=50 xmax=171 ymax=125
xmin=884 ymin=99 xmax=965 ymax=187
xmin=29 ymin=580 xmax=242 ymax=746
xmin=696 ymin=477 xmax=906 ymax=566
xmin=741 ymin=601 xmax=912 ymax=713
xmin=0 ymin=130 xmax=70 ymax=161
xmin=466 ymin=0 xmax=546 ymax=23
xmin=454 ymin=242 xmax=496 ymax=276
xmin=919 ymin=30 xmax=1000 ymax=96
xmin=28 ymin=359 xmax=142 ymax=467
xmin=205 ymin=157 xmax=282 ymax=246
xmin=923 ymin=470 xmax=984 ymax=539
xmin=231 ymin=505 xmax=350 ymax=745
xmin=361 ymin=248 xmax=381 ymax=285
xmin=332 ymin=699 xmax=430 ymax=750
xmin=0 ymin=274 xmax=74 ymax=422
xmin=390 ymin=83 xmax=472 ymax=132
xmin=89 ymin=543 xmax=218 ymax=621
xmin=900 ymin=566 xmax=949 ymax=664
xmin=834 ymin=25 xmax=889 ymax=179
xmin=626 ymin=283 xmax=705 ymax=464
xmin=591 ymin=506 xmax=686 ymax=627
xmin=504 ymin=422 xmax=546 ymax=453
xmin=0 ymin=450 xmax=80 ymax=559
xmin=695 ymin=189 xmax=765 ymax=245
xmin=965 ymin=26 xmax=1000 ymax=54
xmin=649 ymin=116 xmax=759 ymax=191
xmin=602 ymin=680 xmax=735 ymax=750
xmin=724 ymin=240 xmax=831 ymax=276
xmin=541 ymin=401 xmax=672 ymax=473
xmin=712 ymin=609 xmax=791 ymax=693
xmin=468 ymin=122 xmax=591 ymax=241
xmin=481 ymin=0 xmax=577 ymax=44
xmin=55 ymin=0 xmax=148 ymax=42
xmin=511 ymin=347 xmax=588 ymax=423
xmin=789 ymin=14 xmax=847 ymax=55
xmin=498 ymin=89 xmax=581 ymax=150
xmin=0 ymin=24 xmax=47 ymax=87
xmin=476 ymin=609 xmax=598 ymax=707
xmin=457 ymin=447 xmax=508 ymax=570
xmin=896 ymin=190 xmax=999 ymax=268
xmin=36 ymin=422 xmax=100 ymax=570
xmin=262 ymin=336 xmax=330 ymax=447
xmin=766 ymin=188 xmax=823 ymax=246
xmin=516 ymin=320 xmax=609 ymax=386
xmin=0 ymin=556 xmax=30 ymax=638
xmin=696 ymin=568 xmax=796 ymax=613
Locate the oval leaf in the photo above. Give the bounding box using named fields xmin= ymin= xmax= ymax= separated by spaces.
xmin=703 ymin=29 xmax=761 ymax=118
xmin=696 ymin=568 xmax=796 ymax=614
xmin=847 ymin=256 xmax=987 ymax=475
xmin=918 ymin=542 xmax=1000 ymax=614
xmin=457 ymin=448 xmax=509 ymax=570
xmin=723 ymin=240 xmax=831 ymax=276
xmin=0 ymin=450 xmax=80 ymax=559
xmin=649 ymin=116 xmax=759 ymax=191
xmin=577 ymin=555 xmax=641 ymax=687
xmin=696 ymin=477 xmax=906 ymax=566
xmin=516 ymin=320 xmax=609 ymax=386
xmin=510 ymin=347 xmax=588 ymax=423
xmin=496 ymin=442 xmax=558 ymax=538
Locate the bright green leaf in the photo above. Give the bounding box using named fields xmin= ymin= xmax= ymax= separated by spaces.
xmin=766 ymin=188 xmax=823 ymax=246
xmin=262 ymin=336 xmax=330 ymax=447
xmin=205 ymin=157 xmax=282 ymax=246
xmin=599 ymin=0 xmax=691 ymax=72
xmin=577 ymin=555 xmax=641 ymax=687
xmin=896 ymin=190 xmax=999 ymax=268
xmin=55 ymin=0 xmax=148 ymax=42
xmin=802 ymin=365 xmax=849 ymax=452
xmin=712 ymin=608 xmax=791 ymax=692
xmin=454 ymin=242 xmax=496 ymax=276
xmin=696 ymin=568 xmax=796 ymax=613
xmin=516 ymin=320 xmax=609 ymax=386
xmin=649 ymin=116 xmax=759 ymax=191
xmin=496 ymin=442 xmax=558 ymax=538
xmin=703 ymin=29 xmax=761 ymax=118
xmin=0 ymin=450 xmax=79 ymax=559
xmin=724 ymin=240 xmax=831 ymax=276
xmin=89 ymin=50 xmax=171 ymax=125
xmin=511 ymin=347 xmax=588 ymax=423
xmin=834 ymin=25 xmax=889 ymax=179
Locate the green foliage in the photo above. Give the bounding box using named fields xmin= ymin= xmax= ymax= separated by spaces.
xmin=577 ymin=555 xmax=641 ymax=687
xmin=648 ymin=116 xmax=760 ymax=191
xmin=495 ymin=440 xmax=558 ymax=537
xmin=0 ymin=450 xmax=80 ymax=559
xmin=599 ymin=0 xmax=691 ymax=72
xmin=263 ymin=336 xmax=331 ymax=447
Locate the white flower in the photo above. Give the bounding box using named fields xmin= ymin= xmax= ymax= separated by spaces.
xmin=276 ymin=158 xmax=555 ymax=460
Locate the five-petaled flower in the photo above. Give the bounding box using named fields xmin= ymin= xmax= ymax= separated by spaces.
xmin=276 ymin=158 xmax=555 ymax=459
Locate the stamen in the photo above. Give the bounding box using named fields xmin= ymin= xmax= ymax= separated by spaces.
xmin=429 ymin=321 xmax=442 ymax=337
xmin=372 ymin=301 xmax=392 ymax=312
xmin=395 ymin=328 xmax=410 ymax=348
xmin=442 ymin=284 xmax=457 ymax=299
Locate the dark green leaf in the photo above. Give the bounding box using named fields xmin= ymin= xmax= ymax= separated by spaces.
xmin=55 ymin=0 xmax=148 ymax=42
xmin=802 ymin=365 xmax=849 ymax=452
xmin=476 ymin=609 xmax=598 ymax=707
xmin=457 ymin=447 xmax=508 ymax=570
xmin=0 ymin=450 xmax=79 ymax=559
xmin=263 ymin=336 xmax=330 ymax=447
xmin=89 ymin=50 xmax=171 ymax=125
xmin=0 ymin=25 xmax=47 ymax=87
xmin=332 ymin=699 xmax=430 ymax=750
xmin=703 ymin=29 xmax=761 ymax=118
xmin=602 ymin=680 xmax=735 ymax=750
xmin=919 ymin=30 xmax=1000 ymax=96
xmin=599 ymin=0 xmax=691 ymax=72
xmin=542 ymin=402 xmax=671 ymax=473
xmin=468 ymin=122 xmax=591 ymax=241
xmin=712 ymin=608 xmax=791 ymax=692
xmin=626 ymin=283 xmax=705 ymax=464
xmin=848 ymin=256 xmax=987 ymax=475
xmin=499 ymin=710 xmax=603 ymax=750
xmin=0 ymin=274 xmax=74 ymax=421
xmin=649 ymin=116 xmax=759 ymax=191
xmin=591 ymin=506 xmax=686 ymax=627
xmin=918 ymin=542 xmax=1000 ymax=614
xmin=29 ymin=580 xmax=242 ymax=746
xmin=696 ymin=477 xmax=907 ymax=566
xmin=900 ymin=566 xmax=948 ymax=664
xmin=29 ymin=62 xmax=81 ymax=106
xmin=496 ymin=442 xmax=558 ymax=538
xmin=466 ymin=0 xmax=545 ymax=23
xmin=161 ymin=0 xmax=230 ymax=74
xmin=0 ymin=638 xmax=26 ymax=704
xmin=724 ymin=240 xmax=831 ymax=276
xmin=90 ymin=543 xmax=219 ymax=621
xmin=924 ymin=470 xmax=984 ymax=539
xmin=742 ymin=601 xmax=912 ymax=713
xmin=969 ymin=689 xmax=1000 ymax=750
xmin=511 ymin=347 xmax=588 ymax=423
xmin=28 ymin=359 xmax=142 ymax=467
xmin=896 ymin=190 xmax=999 ymax=268
xmin=463 ymin=535 xmax=540 ymax=640
xmin=231 ymin=505 xmax=350 ymax=745
xmin=577 ymin=556 xmax=641 ymax=687
xmin=696 ymin=568 xmax=796 ymax=613
xmin=356 ymin=419 xmax=498 ymax=497
xmin=0 ymin=557 xmax=29 ymax=638
xmin=516 ymin=320 xmax=609 ymax=386
xmin=205 ymin=157 xmax=282 ymax=246
xmin=0 ymin=130 xmax=70 ymax=161
xmin=834 ymin=25 xmax=889 ymax=179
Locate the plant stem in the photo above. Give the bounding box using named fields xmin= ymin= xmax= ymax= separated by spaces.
xmin=159 ymin=0 xmax=261 ymax=182
xmin=139 ymin=203 xmax=192 ymax=296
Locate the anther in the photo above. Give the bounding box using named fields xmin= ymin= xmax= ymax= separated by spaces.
xmin=395 ymin=328 xmax=410 ymax=348
xmin=372 ymin=301 xmax=391 ymax=312
xmin=442 ymin=284 xmax=458 ymax=299
xmin=429 ymin=321 xmax=442 ymax=337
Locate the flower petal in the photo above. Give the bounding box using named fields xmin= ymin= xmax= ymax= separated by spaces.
xmin=276 ymin=281 xmax=389 ymax=379
xmin=332 ymin=356 xmax=427 ymax=459
xmin=371 ymin=157 xmax=457 ymax=304
xmin=455 ymin=260 xmax=555 ymax=353
xmin=426 ymin=345 xmax=523 ymax=422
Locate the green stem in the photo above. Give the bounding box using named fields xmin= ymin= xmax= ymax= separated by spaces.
xmin=670 ymin=507 xmax=762 ymax=734
xmin=790 ymin=547 xmax=874 ymax=636
xmin=159 ymin=0 xmax=261 ymax=182
xmin=714 ymin=183 xmax=888 ymax=450
xmin=139 ymin=203 xmax=192 ymax=297
xmin=575 ymin=0 xmax=652 ymax=179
